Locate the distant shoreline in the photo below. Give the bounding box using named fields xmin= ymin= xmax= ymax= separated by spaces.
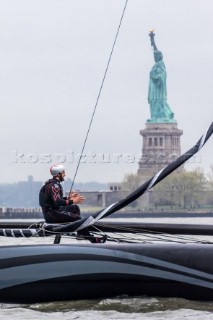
xmin=1 ymin=210 xmax=213 ymax=219
xmin=83 ymin=211 xmax=213 ymax=219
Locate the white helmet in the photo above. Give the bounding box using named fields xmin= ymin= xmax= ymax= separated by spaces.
xmin=50 ymin=164 xmax=65 ymax=176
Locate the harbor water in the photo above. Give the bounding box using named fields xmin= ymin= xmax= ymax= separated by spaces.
xmin=1 ymin=216 xmax=213 ymax=320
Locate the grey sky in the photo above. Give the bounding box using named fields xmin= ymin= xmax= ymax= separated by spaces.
xmin=0 ymin=0 xmax=212 ymax=184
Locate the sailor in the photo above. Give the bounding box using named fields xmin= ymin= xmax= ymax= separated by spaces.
xmin=39 ymin=164 xmax=85 ymax=223
xmin=39 ymin=164 xmax=107 ymax=243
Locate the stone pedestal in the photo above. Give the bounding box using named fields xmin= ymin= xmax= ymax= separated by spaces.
xmin=138 ymin=122 xmax=183 ymax=179
xmin=137 ymin=122 xmax=183 ymax=207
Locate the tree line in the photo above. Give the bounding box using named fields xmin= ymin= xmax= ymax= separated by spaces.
xmin=122 ymin=165 xmax=213 ymax=210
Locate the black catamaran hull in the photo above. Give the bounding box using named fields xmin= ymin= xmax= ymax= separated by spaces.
xmin=2 ymin=222 xmax=213 ymax=236
xmin=0 ymin=243 xmax=213 ymax=303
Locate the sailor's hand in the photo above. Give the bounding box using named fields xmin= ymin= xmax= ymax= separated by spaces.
xmin=70 ymin=193 xmax=85 ymax=204
xmin=69 ymin=192 xmax=79 ymax=198
xmin=69 ymin=192 xmax=80 ymax=200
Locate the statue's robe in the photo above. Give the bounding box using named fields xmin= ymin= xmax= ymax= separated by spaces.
xmin=148 ymin=60 xmax=173 ymax=121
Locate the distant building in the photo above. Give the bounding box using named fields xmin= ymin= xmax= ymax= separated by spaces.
xmin=17 ymin=175 xmax=43 ymax=207
xmin=108 ymin=182 xmax=122 ymax=192
xmin=66 ymin=182 xmax=126 ymax=208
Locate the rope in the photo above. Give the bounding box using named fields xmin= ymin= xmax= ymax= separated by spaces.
xmin=94 ymin=223 xmax=212 ymax=244
xmin=70 ymin=0 xmax=129 ymax=192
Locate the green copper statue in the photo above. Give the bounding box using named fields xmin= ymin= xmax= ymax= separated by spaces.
xmin=147 ymin=31 xmax=176 ymax=123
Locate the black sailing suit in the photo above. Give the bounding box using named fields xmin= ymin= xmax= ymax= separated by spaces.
xmin=39 ymin=178 xmax=107 ymax=243
xmin=39 ymin=178 xmax=81 ymax=223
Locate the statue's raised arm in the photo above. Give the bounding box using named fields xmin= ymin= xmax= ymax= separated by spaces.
xmin=149 ymin=30 xmax=158 ymax=51
xmin=147 ymin=31 xmax=176 ymax=123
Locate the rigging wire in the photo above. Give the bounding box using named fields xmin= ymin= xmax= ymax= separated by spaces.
xmin=97 ymin=223 xmax=213 ymax=244
xmin=70 ymin=0 xmax=129 ymax=192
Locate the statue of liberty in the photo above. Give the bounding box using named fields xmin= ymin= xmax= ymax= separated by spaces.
xmin=147 ymin=31 xmax=176 ymax=123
